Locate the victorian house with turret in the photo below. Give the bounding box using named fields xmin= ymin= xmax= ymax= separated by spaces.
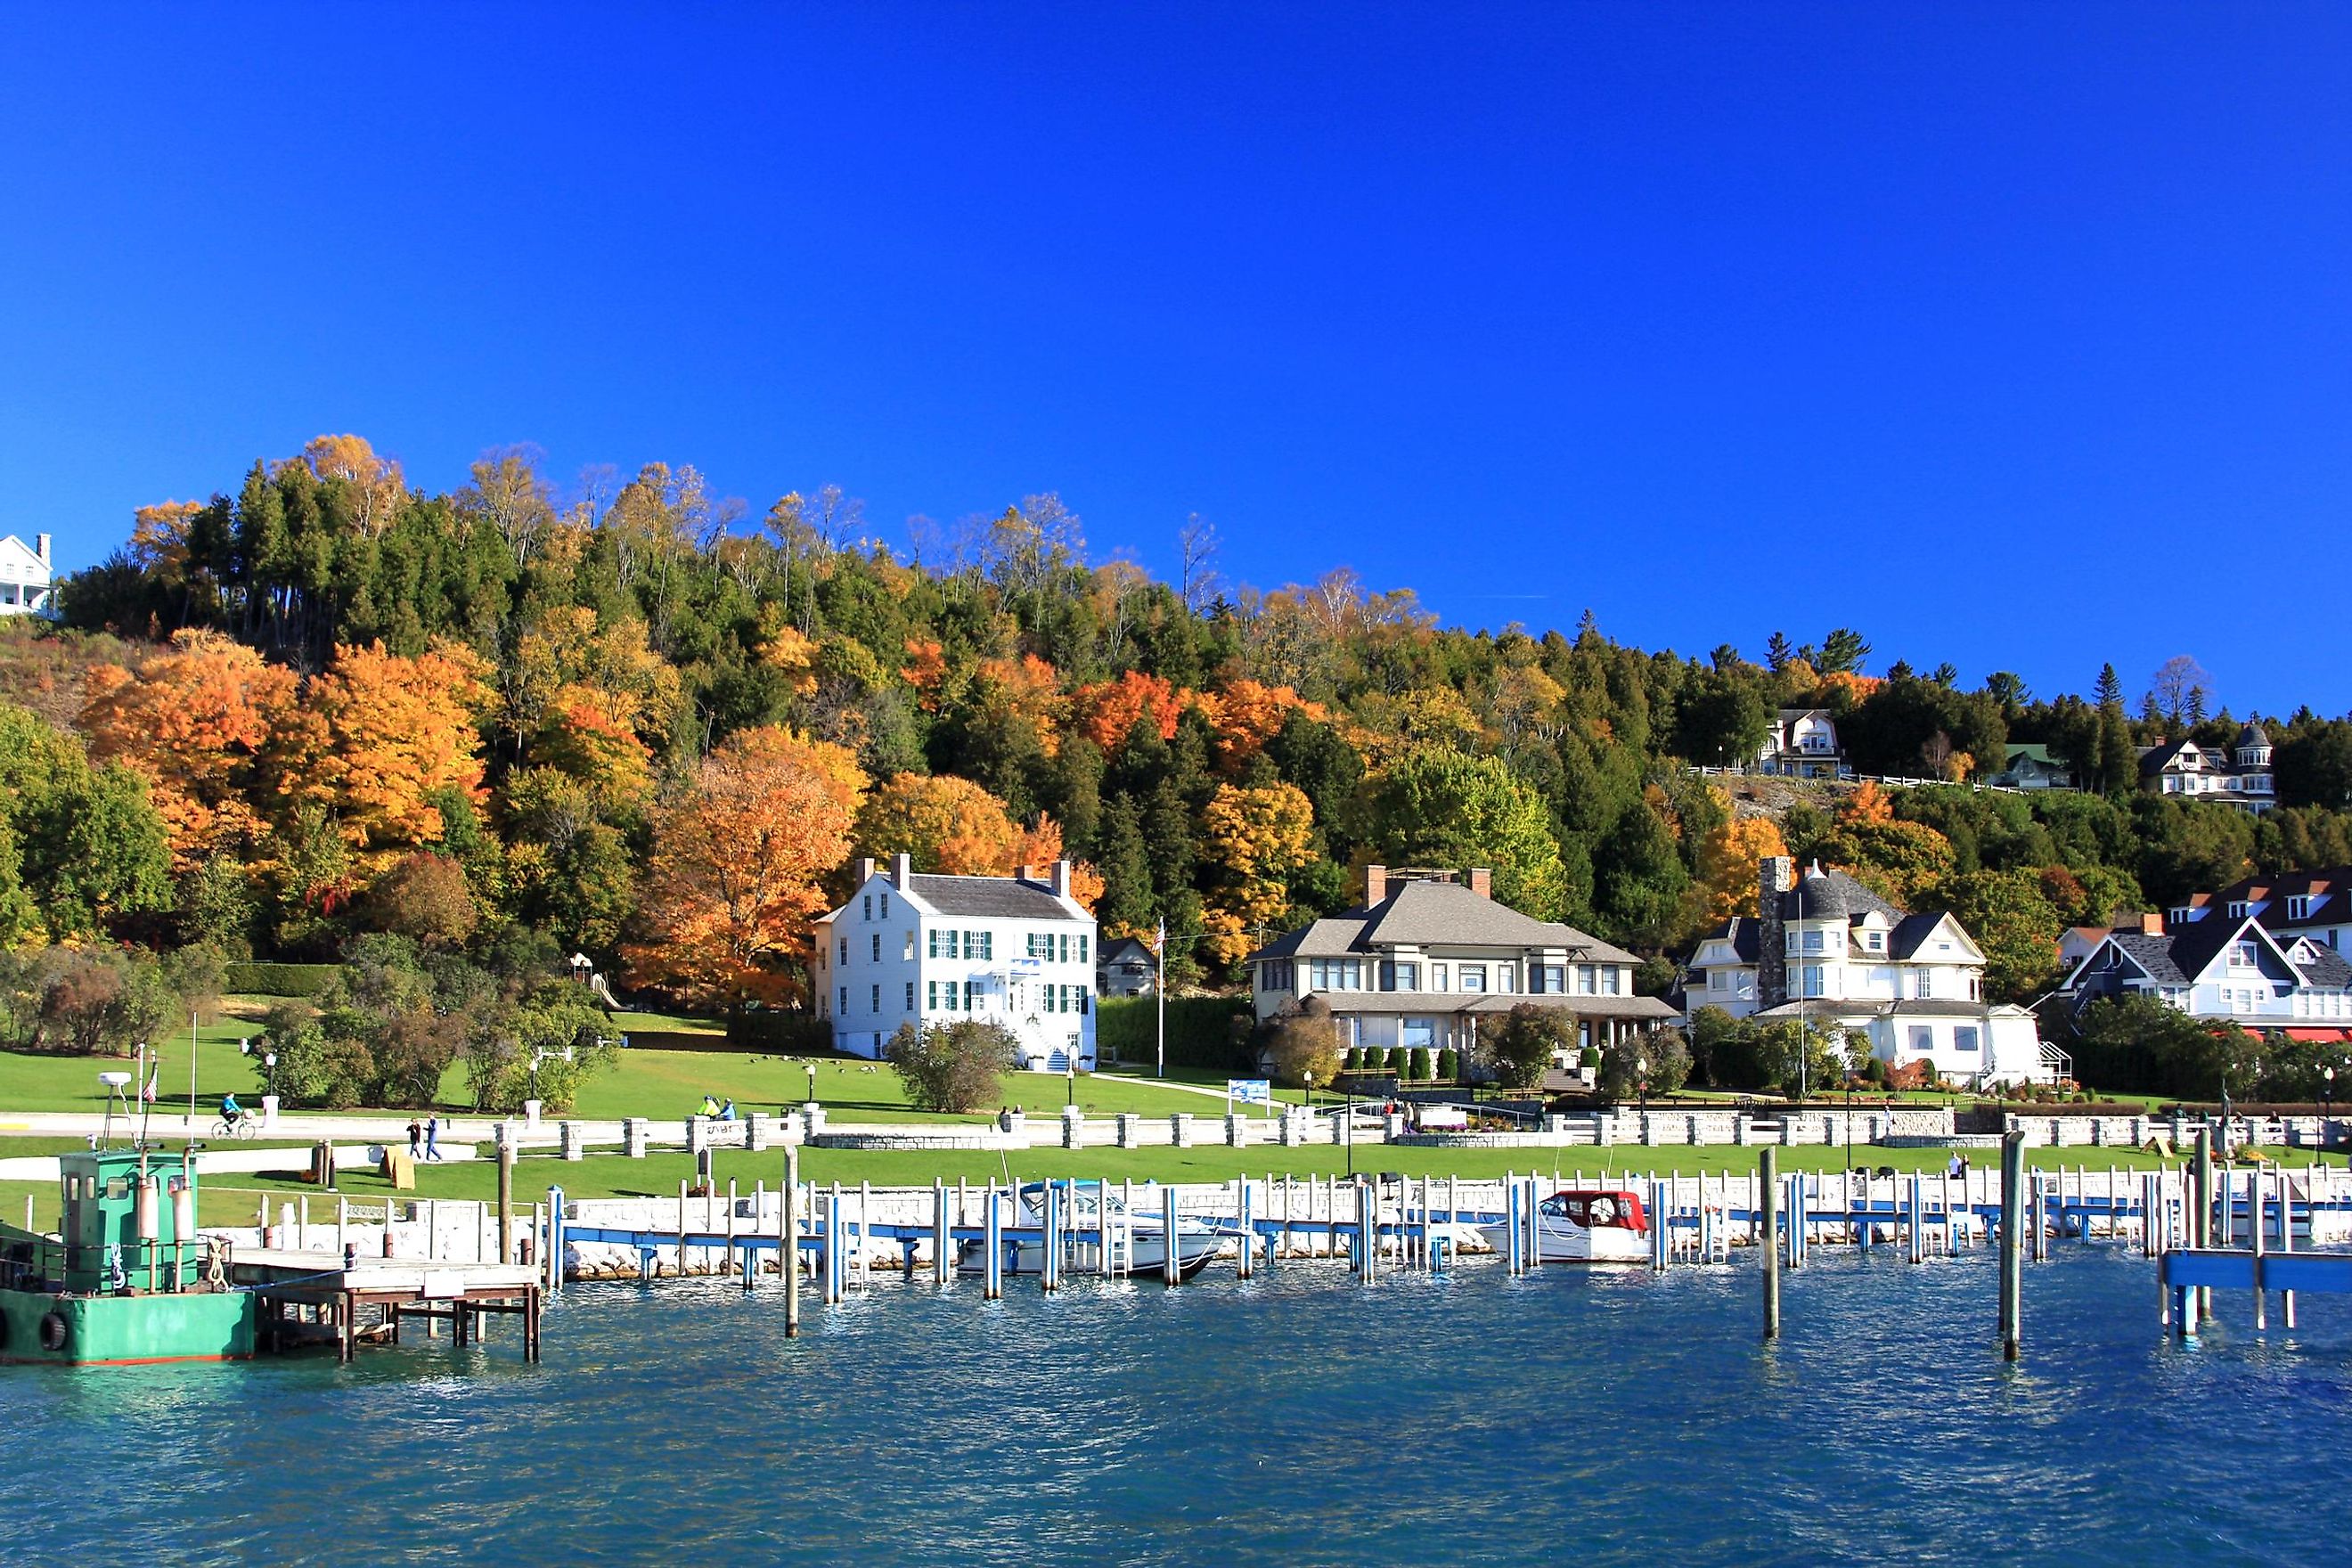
xmin=1684 ymin=857 xmax=2057 ymax=1085
xmin=2138 ymin=723 xmax=2275 ymax=814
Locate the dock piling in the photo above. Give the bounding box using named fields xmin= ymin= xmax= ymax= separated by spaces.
xmin=1760 ymin=1147 xmax=1780 ymax=1342
xmin=498 ymin=1140 xmax=515 ymax=1264
xmin=1162 ymin=1185 xmax=1180 ymax=1286
xmin=1999 ymin=1128 xmax=2024 ymax=1360
xmin=785 ymin=1146 xmax=801 ymax=1336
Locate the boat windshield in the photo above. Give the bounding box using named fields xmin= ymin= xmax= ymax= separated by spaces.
xmin=1539 ymin=1191 xmax=1641 ymax=1229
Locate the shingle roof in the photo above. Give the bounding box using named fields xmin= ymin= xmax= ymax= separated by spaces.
xmin=1692 ymin=917 xmax=1760 ymax=964
xmin=1777 ymin=867 xmax=1901 ymax=924
xmin=1247 ymin=878 xmax=1637 ymax=966
xmin=906 ymin=873 xmax=1080 ymax=920
xmin=2106 ymin=931 xmax=2188 ymax=985
xmin=2291 ymin=943 xmax=2352 ymax=988
xmin=1888 ymin=912 xmax=1957 ymax=960
xmin=1313 ymin=992 xmax=1676 ymax=1020
xmin=2238 ymin=723 xmax=2271 ymax=747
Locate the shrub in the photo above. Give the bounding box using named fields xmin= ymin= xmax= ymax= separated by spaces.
xmin=1861 ymin=1055 xmax=1891 ymax=1088
xmin=1578 ymin=1046 xmax=1602 ymax=1073
xmin=1365 ymin=1046 xmax=1391 ymax=1074
xmin=1263 ymin=999 xmax=1343 ymax=1090
xmin=36 ymin=949 xmax=178 ymax=1057
xmin=1343 ymin=1045 xmax=1363 ymax=1071
xmin=885 ymin=1018 xmax=1018 ymax=1113
xmin=463 ymin=985 xmax=618 ymax=1114
xmin=361 ymin=851 xmax=479 ymax=949
xmin=1436 ymin=1047 xmax=1458 ymax=1082
xmin=1490 ymin=1005 xmax=1572 ymax=1091
xmin=222 ymin=961 xmax=345 ymax=999
xmin=1595 ymin=1027 xmax=1692 ymax=1103
xmin=1406 ymin=1045 xmax=1433 ymax=1081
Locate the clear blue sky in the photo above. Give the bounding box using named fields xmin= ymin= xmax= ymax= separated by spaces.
xmin=4 ymin=6 xmax=2348 ymax=715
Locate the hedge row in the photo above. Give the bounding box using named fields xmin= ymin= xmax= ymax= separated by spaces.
xmin=1097 ymin=995 xmax=1254 ymax=1072
xmin=222 ymin=962 xmax=345 ymax=999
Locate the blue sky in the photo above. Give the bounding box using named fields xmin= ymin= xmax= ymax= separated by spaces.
xmin=4 ymin=6 xmax=2348 ymax=714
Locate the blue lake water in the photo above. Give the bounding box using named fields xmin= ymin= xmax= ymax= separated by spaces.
xmin=4 ymin=1248 xmax=2349 ymax=1566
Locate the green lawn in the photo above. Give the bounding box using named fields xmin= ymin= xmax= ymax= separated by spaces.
xmin=0 ymin=1018 xmax=277 ymax=1121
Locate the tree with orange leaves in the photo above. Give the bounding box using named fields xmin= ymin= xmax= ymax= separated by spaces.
xmin=1198 ymin=781 xmax=1316 ymax=965
xmin=1689 ymin=805 xmax=1790 ymax=927
xmin=1070 ymin=670 xmax=1186 ymax=752
xmin=79 ymin=629 xmax=301 ymax=870
xmin=1205 ymin=679 xmax=1323 ymax=772
xmin=281 ymin=640 xmax=493 ymax=862
xmin=900 ymin=639 xmax=950 ymax=714
xmin=626 ymin=726 xmax=867 ymax=1012
xmin=1006 ymin=813 xmax=1105 ymax=910
xmin=856 ymin=772 xmax=1022 ymax=875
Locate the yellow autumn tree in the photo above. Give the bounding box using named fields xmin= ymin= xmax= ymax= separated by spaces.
xmin=79 ymin=629 xmax=301 ymax=870
xmin=1690 ymin=806 xmax=1790 ymax=927
xmin=1199 ymin=781 xmax=1316 ymax=966
xmin=281 ymin=641 xmax=494 ymax=863
xmin=855 ymin=772 xmax=1022 ymax=875
xmin=626 ymin=727 xmax=868 ymax=1011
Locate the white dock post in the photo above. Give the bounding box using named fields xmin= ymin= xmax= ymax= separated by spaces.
xmin=1162 ymin=1185 xmax=1181 ymax=1286
xmin=2282 ymin=1165 xmax=2297 ymax=1329
xmin=935 ymin=1179 xmax=951 ymax=1286
xmin=1236 ymin=1179 xmax=1254 ymax=1279
xmin=1760 ymin=1147 xmax=1781 ymax=1342
xmin=1042 ymin=1180 xmax=1059 ymax=1294
xmin=1098 ymin=1176 xmax=1111 ymax=1276
xmin=725 ymin=1180 xmax=739 ymax=1274
xmin=859 ymin=1180 xmax=873 ymax=1293
xmin=785 ymin=1145 xmax=802 ymax=1335
xmin=676 ymin=1178 xmax=689 ymax=1278
xmin=984 ymin=1184 xmax=1002 ymax=1300
xmin=2252 ymin=1167 xmax=2267 ymax=1330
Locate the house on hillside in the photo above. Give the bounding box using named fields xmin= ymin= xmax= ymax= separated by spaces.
xmin=2139 ymin=726 xmax=2275 ymax=813
xmin=811 ymin=854 xmax=1098 ymax=1072
xmin=1097 ymin=935 xmax=1156 ymax=998
xmin=2056 ymin=908 xmax=2352 ymax=1040
xmin=1755 ymin=708 xmax=1848 ymax=779
xmin=0 ymin=533 xmax=53 ymax=617
xmin=1989 ymin=744 xmax=2074 ymax=792
xmin=1245 ymin=865 xmax=1678 ymax=1063
xmin=2160 ymin=868 xmax=2352 ymax=953
xmin=1683 ymin=856 xmax=2056 ymax=1085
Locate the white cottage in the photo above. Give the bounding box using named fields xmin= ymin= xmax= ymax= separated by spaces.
xmin=811 ymin=855 xmax=1098 ymax=1072
xmin=0 ymin=534 xmax=53 ymax=617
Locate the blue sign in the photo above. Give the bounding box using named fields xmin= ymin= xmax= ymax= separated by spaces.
xmin=1227 ymin=1078 xmax=1273 ymax=1106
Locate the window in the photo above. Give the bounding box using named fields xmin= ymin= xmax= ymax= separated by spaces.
xmin=870 ymin=934 xmax=881 ymax=962
xmin=1913 ymin=970 xmax=1931 ymax=999
xmin=1379 ymin=960 xmax=1420 ymax=992
xmin=1079 ymin=934 xmax=1090 ymax=963
xmin=1968 ymin=974 xmax=1981 ymax=1002
xmin=1496 ymin=964 xmax=1516 ymax=993
xmin=862 ymin=895 xmax=871 ymax=920
xmin=966 ymin=980 xmax=981 ymax=1009
xmin=1710 ymin=969 xmax=1729 ymax=992
xmin=1260 ymin=959 xmax=1294 ymax=991
xmin=1954 ymin=1026 xmax=1980 ymax=1054
xmin=1578 ymin=964 xmax=1597 ymax=994
xmin=1909 ymin=1025 xmax=1934 ymax=1055
xmin=905 ymin=982 xmax=915 ymax=1010
xmin=838 ymin=986 xmax=848 ymax=1014
xmin=904 ymin=933 xmax=916 ymax=960
xmin=2289 ymin=896 xmax=2312 ymax=920
xmin=870 ymin=984 xmax=880 ymax=1014
xmin=2228 ymin=902 xmax=2250 ymax=919
xmin=1801 ymin=965 xmax=1823 ymax=998
xmin=879 ymin=894 xmax=890 ymax=919
xmin=1459 ymin=964 xmax=1487 ymax=992
xmin=1310 ymin=959 xmax=1363 ymax=991
xmin=838 ymin=936 xmax=849 ymax=964
xmin=1535 ymin=964 xmax=1565 ymax=994
xmin=1801 ymin=930 xmax=1825 ymax=955
xmin=1864 ymin=931 xmax=1884 ymax=952
xmin=1401 ymin=1017 xmax=1436 ymax=1050
xmin=968 ymin=931 xmax=992 ymax=960
xmin=1431 ymin=964 xmax=1450 ymax=991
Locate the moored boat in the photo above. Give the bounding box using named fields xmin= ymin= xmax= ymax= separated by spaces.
xmin=958 ymin=1180 xmax=1224 ymax=1281
xmin=1480 ymin=1188 xmax=1651 ymax=1264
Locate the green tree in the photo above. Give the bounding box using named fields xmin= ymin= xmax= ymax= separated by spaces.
xmin=1360 ymin=747 xmax=1569 ymax=919
xmin=1934 ymin=869 xmax=2063 ymax=1002
xmin=1487 ymin=1002 xmax=1572 ymax=1090
xmin=0 ymin=702 xmax=173 ymax=939
xmin=884 ymin=1017 xmax=1018 ymax=1113
xmin=1262 ymin=997 xmax=1342 ymax=1090
xmin=1597 ymin=1025 xmax=1692 ymax=1102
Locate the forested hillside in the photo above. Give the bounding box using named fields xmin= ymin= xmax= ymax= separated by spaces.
xmin=13 ymin=435 xmax=2352 ymax=1029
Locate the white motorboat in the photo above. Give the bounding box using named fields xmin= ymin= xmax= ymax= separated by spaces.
xmin=1481 ymin=1188 xmax=1651 ymax=1264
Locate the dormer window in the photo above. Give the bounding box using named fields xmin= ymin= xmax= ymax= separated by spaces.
xmin=2288 ymin=896 xmax=2312 ymax=920
xmin=2169 ymin=907 xmax=2193 ymax=925
xmin=2229 ymin=941 xmax=2258 ymax=969
xmin=2227 ymin=902 xmax=2250 ymax=919
xmin=1864 ymin=930 xmax=1884 ymax=952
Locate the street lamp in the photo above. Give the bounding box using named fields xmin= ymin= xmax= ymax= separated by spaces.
xmin=2323 ymin=1065 xmax=2335 ymax=1120
xmin=1303 ymin=1071 xmax=1315 ymax=1115
xmin=263 ymin=1053 xmax=278 ymax=1098
xmin=1066 ymin=1059 xmax=1076 ymax=1108
xmin=1636 ymin=1055 xmax=1649 ymax=1115
xmin=805 ymin=1061 xmax=819 ymax=1107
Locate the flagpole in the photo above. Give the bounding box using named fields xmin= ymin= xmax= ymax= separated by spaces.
xmin=1155 ymin=918 xmax=1166 ymax=1081
xmin=187 ymin=1009 xmax=199 ymax=1130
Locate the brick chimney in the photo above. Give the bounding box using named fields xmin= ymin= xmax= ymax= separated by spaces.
xmin=34 ymin=534 xmax=51 ymax=568
xmin=1466 ymin=867 xmax=1492 ymax=900
xmin=2139 ymin=911 xmax=2165 ymax=936
xmin=1049 ymin=859 xmax=1072 ymax=897
xmin=1365 ymin=864 xmax=1389 ymax=906
xmin=891 ymin=853 xmax=912 ymax=889
xmin=1756 ymin=855 xmax=1793 ymax=1009
xmin=855 ymin=856 xmax=877 ymax=885
xmin=1016 ymin=863 xmax=1035 ymax=884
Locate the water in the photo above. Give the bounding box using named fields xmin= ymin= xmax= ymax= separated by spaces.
xmin=5 ymin=1250 xmax=2349 ymax=1566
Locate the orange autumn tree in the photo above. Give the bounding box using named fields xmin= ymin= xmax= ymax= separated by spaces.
xmin=79 ymin=629 xmax=301 ymax=870
xmin=282 ymin=641 xmax=494 ymax=864
xmin=855 ymin=772 xmax=1021 ymax=875
xmin=627 ymin=727 xmax=868 ymax=1012
xmin=1690 ymin=803 xmax=1790 ymax=926
xmin=1070 ymin=670 xmax=1186 ymax=752
xmin=1199 ymin=781 xmax=1316 ymax=965
xmin=1204 ymin=679 xmax=1324 ymax=772
xmin=1008 ymin=813 xmax=1106 ymax=910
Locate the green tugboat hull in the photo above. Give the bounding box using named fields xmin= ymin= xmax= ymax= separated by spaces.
xmin=0 ymin=1287 xmax=257 ymax=1367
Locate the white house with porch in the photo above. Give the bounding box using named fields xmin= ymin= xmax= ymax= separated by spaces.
xmin=1245 ymin=866 xmax=1678 ymax=1065
xmin=2056 ymin=909 xmax=2352 ymax=1041
xmin=0 ymin=534 xmax=53 ymax=617
xmin=1685 ymin=857 xmax=2056 ymax=1085
xmin=811 ymin=855 xmax=1098 ymax=1072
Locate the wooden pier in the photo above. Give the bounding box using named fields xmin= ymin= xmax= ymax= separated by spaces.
xmin=230 ymin=1248 xmax=544 ymax=1363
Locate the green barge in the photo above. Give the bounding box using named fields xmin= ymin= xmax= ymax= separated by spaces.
xmin=0 ymin=1147 xmax=257 ymax=1367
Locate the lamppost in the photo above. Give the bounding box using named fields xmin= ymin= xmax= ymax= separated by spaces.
xmin=1303 ymin=1071 xmax=1314 ymax=1115
xmin=1066 ymin=1059 xmax=1076 ymax=1108
xmin=1637 ymin=1054 xmax=1649 ymax=1115
xmin=805 ymin=1061 xmax=819 ymax=1107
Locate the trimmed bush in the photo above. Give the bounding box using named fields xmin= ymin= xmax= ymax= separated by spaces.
xmin=224 ymin=961 xmax=345 ymax=999
xmin=1407 ymin=1045 xmax=1433 ymax=1082
xmin=1578 ymin=1046 xmax=1602 ymax=1072
xmin=1097 ymin=995 xmax=1250 ymax=1071
xmin=1435 ymin=1047 xmax=1458 ymax=1082
xmin=1343 ymin=1045 xmax=1363 ymax=1071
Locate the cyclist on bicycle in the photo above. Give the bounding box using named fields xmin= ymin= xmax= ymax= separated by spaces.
xmin=220 ymin=1092 xmax=243 ymax=1128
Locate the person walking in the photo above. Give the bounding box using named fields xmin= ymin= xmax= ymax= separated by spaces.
xmin=424 ymin=1115 xmax=442 ymax=1162
xmin=407 ymin=1119 xmax=423 ymax=1161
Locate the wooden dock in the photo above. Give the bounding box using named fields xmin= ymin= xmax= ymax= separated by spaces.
xmin=230 ymin=1248 xmax=544 ymax=1362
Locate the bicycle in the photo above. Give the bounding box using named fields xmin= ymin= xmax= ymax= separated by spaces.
xmin=208 ymin=1115 xmax=258 ymax=1141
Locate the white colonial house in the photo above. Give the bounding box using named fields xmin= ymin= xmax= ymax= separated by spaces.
xmin=0 ymin=533 xmax=53 ymax=617
xmin=2057 ymin=909 xmax=2352 ymax=1041
xmin=1685 ymin=856 xmax=2055 ymax=1085
xmin=811 ymin=855 xmax=1098 ymax=1072
xmin=1245 ymin=865 xmax=1678 ymax=1062
xmin=1755 ymin=708 xmax=1847 ymax=779
xmin=2138 ymin=725 xmax=2275 ymax=813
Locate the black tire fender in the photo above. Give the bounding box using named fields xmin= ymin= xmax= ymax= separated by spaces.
xmin=37 ymin=1308 xmax=69 ymax=1354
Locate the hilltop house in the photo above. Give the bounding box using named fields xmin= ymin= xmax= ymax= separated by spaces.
xmin=811 ymin=855 xmax=1098 ymax=1072
xmin=1245 ymin=866 xmax=1677 ymax=1063
xmin=2138 ymin=726 xmax=2274 ymax=813
xmin=1755 ymin=709 xmax=1847 ymax=779
xmin=1684 ymin=856 xmax=2055 ymax=1085
xmin=0 ymin=534 xmax=53 ymax=617
xmin=1096 ymin=935 xmax=1156 ymax=999
xmin=1989 ymin=744 xmax=2074 ymax=792
xmin=2057 ymin=909 xmax=2352 ymax=1040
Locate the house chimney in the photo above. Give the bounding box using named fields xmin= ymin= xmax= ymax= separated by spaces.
xmin=855 ymin=856 xmax=876 ymax=885
xmin=892 ymin=853 xmax=912 ymax=888
xmin=1365 ymin=864 xmax=1388 ymax=906
xmin=1756 ymin=855 xmax=1793 ymax=1009
xmin=34 ymin=534 xmax=50 ymax=568
xmin=2139 ymin=911 xmax=2165 ymax=936
xmin=1016 ymin=863 xmax=1035 ymax=884
xmin=1049 ymin=859 xmax=1072 ymax=897
xmin=1467 ymin=867 xmax=1492 ymax=900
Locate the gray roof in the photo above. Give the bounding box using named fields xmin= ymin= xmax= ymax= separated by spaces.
xmin=906 ymin=873 xmax=1079 ymax=920
xmin=1247 ymin=878 xmax=1637 ymax=966
xmin=2292 ymin=943 xmax=2352 ymax=987
xmin=1692 ymin=917 xmax=1760 ymax=964
xmin=2104 ymin=931 xmax=2188 ymax=985
xmin=1316 ymin=991 xmax=1676 ymax=1020
xmin=1777 ymin=867 xmax=1900 ymax=924
xmin=1755 ymin=998 xmax=1992 ymax=1022
xmin=2238 ymin=723 xmax=2271 ymax=747
xmin=1888 ymin=912 xmax=1956 ymax=960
